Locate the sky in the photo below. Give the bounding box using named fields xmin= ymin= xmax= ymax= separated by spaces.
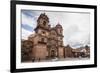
xmin=21 ymin=10 xmax=90 ymax=48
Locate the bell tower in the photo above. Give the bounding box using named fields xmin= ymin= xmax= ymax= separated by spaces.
xmin=56 ymin=23 xmax=64 ymax=58
xmin=56 ymin=23 xmax=64 ymax=46
xmin=34 ymin=13 xmax=50 ymax=43
xmin=33 ymin=13 xmax=50 ymax=60
xmin=35 ymin=13 xmax=49 ymax=32
xmin=34 ymin=13 xmax=50 ymax=39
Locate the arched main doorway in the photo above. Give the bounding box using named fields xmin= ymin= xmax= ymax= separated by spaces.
xmin=51 ymin=50 xmax=56 ymax=58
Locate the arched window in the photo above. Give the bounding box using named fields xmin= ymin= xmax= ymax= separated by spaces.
xmin=43 ymin=21 xmax=46 ymax=26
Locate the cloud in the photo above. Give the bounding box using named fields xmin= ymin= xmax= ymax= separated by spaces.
xmin=66 ymin=32 xmax=90 ymax=48
xmin=22 ymin=24 xmax=33 ymax=32
xmin=22 ymin=11 xmax=36 ymax=27
xmin=21 ymin=28 xmax=33 ymax=40
xmin=21 ymin=10 xmax=38 ymax=39
xmin=22 ymin=10 xmax=37 ymax=19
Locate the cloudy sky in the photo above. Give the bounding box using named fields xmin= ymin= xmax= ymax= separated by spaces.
xmin=21 ymin=10 xmax=90 ymax=48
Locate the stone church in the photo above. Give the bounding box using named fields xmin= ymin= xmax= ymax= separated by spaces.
xmin=21 ymin=13 xmax=90 ymax=62
xmin=22 ymin=13 xmax=66 ymax=62
xmin=29 ymin=13 xmax=65 ymax=60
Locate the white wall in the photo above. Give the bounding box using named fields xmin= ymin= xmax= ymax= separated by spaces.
xmin=0 ymin=0 xmax=99 ymax=73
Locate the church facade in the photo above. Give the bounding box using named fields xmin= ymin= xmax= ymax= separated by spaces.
xmin=28 ymin=13 xmax=65 ymax=61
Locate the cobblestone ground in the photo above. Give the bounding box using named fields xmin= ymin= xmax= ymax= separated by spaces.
xmin=34 ymin=57 xmax=90 ymax=62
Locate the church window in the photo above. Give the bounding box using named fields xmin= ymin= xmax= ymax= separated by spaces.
xmin=42 ymin=31 xmax=45 ymax=34
xmin=43 ymin=21 xmax=46 ymax=26
xmin=42 ymin=31 xmax=46 ymax=36
xmin=41 ymin=38 xmax=45 ymax=42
